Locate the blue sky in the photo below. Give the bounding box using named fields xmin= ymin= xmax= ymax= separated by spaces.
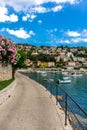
xmin=0 ymin=0 xmax=87 ymax=47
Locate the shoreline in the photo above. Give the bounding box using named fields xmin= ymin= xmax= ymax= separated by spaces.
xmin=19 ymin=69 xmax=73 ymax=130
xmin=22 ymin=68 xmax=87 ymax=129
xmin=21 ymin=67 xmax=87 ymax=75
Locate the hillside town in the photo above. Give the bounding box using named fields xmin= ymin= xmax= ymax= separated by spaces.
xmin=1 ymin=35 xmax=87 ymax=71
xmin=15 ymin=43 xmax=87 ymax=70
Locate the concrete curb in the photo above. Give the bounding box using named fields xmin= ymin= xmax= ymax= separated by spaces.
xmin=0 ymin=79 xmax=16 ymax=105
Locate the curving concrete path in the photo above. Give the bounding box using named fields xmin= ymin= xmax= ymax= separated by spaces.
xmin=0 ymin=72 xmax=66 ymax=130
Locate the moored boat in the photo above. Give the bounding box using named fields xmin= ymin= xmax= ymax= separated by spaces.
xmin=58 ymin=76 xmax=71 ymax=84
xmin=58 ymin=79 xmax=71 ymax=84
xmin=71 ymin=73 xmax=82 ymax=77
xmin=41 ymin=71 xmax=47 ymax=76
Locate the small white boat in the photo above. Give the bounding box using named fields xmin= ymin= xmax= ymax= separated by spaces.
xmin=36 ymin=70 xmax=41 ymax=73
xmin=62 ymin=71 xmax=68 ymax=76
xmin=63 ymin=76 xmax=69 ymax=80
xmin=58 ymin=76 xmax=71 ymax=84
xmin=58 ymin=79 xmax=71 ymax=84
xmin=71 ymin=73 xmax=82 ymax=77
xmin=41 ymin=71 xmax=47 ymax=76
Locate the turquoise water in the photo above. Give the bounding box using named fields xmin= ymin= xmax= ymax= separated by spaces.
xmin=28 ymin=72 xmax=87 ymax=129
xmin=28 ymin=72 xmax=87 ymax=111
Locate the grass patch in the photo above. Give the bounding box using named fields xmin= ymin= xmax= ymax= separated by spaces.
xmin=0 ymin=78 xmax=14 ymax=91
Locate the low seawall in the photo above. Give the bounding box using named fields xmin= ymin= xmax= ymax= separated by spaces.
xmin=0 ymin=80 xmax=16 ymax=105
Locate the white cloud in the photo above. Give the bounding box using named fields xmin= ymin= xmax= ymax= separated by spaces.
xmin=53 ymin=0 xmax=80 ymax=4
xmin=47 ymin=28 xmax=58 ymax=34
xmin=82 ymin=38 xmax=87 ymax=42
xmin=81 ymin=29 xmax=87 ymax=37
xmin=0 ymin=6 xmax=18 ymax=22
xmin=22 ymin=14 xmax=30 ymax=21
xmin=71 ymin=38 xmax=81 ymax=43
xmin=38 ymin=20 xmax=42 ymax=23
xmin=60 ymin=39 xmax=70 ymax=44
xmin=4 ymin=28 xmax=35 ymax=39
xmin=52 ymin=5 xmax=63 ymax=12
xmin=71 ymin=38 xmax=87 ymax=43
xmin=31 ymin=14 xmax=36 ymax=19
xmin=66 ymin=30 xmax=80 ymax=37
xmin=0 ymin=6 xmax=7 ymax=15
xmin=22 ymin=14 xmax=36 ymax=22
xmin=29 ymin=5 xmax=63 ymax=14
xmin=9 ymin=14 xmax=18 ymax=22
xmin=29 ymin=30 xmax=35 ymax=36
xmin=0 ymin=0 xmax=80 ymax=12
xmin=49 ymin=28 xmax=87 ymax=45
xmin=30 ymin=6 xmax=48 ymax=13
xmin=66 ymin=29 xmax=87 ymax=38
xmin=54 ymin=28 xmax=57 ymax=32
xmin=22 ymin=16 xmax=27 ymax=21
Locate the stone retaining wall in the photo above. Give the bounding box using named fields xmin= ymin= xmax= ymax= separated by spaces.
xmin=0 ymin=63 xmax=12 ymax=81
xmin=0 ymin=80 xmax=16 ymax=105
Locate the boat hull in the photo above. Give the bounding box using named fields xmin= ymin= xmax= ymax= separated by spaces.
xmin=58 ymin=79 xmax=71 ymax=84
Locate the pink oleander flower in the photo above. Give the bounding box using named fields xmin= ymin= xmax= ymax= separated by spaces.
xmin=0 ymin=37 xmax=16 ymax=65
xmin=10 ymin=59 xmax=15 ymax=64
xmin=7 ymin=46 xmax=16 ymax=54
xmin=0 ymin=40 xmax=5 ymax=46
xmin=2 ymin=49 xmax=7 ymax=55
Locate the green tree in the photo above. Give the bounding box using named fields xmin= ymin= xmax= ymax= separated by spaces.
xmin=38 ymin=53 xmax=55 ymax=62
xmin=12 ymin=49 xmax=27 ymax=71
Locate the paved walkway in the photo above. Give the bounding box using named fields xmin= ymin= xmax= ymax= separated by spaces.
xmin=0 ymin=72 xmax=70 ymax=130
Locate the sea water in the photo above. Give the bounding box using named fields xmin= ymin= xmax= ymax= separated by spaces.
xmin=28 ymin=72 xmax=87 ymax=129
xmin=29 ymin=72 xmax=87 ymax=110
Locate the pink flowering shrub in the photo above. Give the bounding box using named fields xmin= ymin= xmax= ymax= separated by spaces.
xmin=0 ymin=38 xmax=16 ymax=65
